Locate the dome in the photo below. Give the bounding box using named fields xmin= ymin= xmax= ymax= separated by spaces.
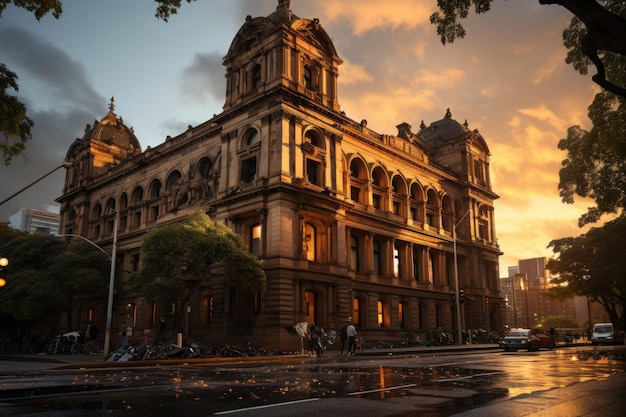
xmin=417 ymin=109 xmax=471 ymax=145
xmin=81 ymin=97 xmax=141 ymax=154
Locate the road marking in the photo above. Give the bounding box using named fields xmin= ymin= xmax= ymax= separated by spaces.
xmin=348 ymin=383 xmax=417 ymax=396
xmin=437 ymin=371 xmax=503 ymax=382
xmin=213 ymin=398 xmax=320 ymax=415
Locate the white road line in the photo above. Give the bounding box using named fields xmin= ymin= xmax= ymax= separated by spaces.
xmin=213 ymin=398 xmax=320 ymax=415
xmin=348 ymin=383 xmax=417 ymax=396
xmin=437 ymin=371 xmax=504 ymax=382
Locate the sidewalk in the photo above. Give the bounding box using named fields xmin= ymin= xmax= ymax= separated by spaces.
xmin=454 ymin=371 xmax=626 ymax=416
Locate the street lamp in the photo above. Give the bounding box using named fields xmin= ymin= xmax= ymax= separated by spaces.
xmin=0 ymin=162 xmax=71 ymax=207
xmin=56 ymin=213 xmax=118 ymax=357
xmin=453 ymin=209 xmax=469 ymax=346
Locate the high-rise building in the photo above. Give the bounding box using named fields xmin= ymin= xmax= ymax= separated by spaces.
xmin=8 ymin=207 xmax=60 ymax=235
xmin=56 ymin=2 xmax=503 ymax=350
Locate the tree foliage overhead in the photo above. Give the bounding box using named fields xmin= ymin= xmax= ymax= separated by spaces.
xmin=0 ymin=64 xmax=34 ymax=166
xmin=0 ymin=0 xmax=196 ymax=165
xmin=547 ymin=215 xmax=626 ymax=331
xmin=131 ymin=211 xmax=266 ymax=306
xmin=431 ymin=0 xmax=626 ymax=97
xmin=557 ymin=2 xmax=626 ymax=226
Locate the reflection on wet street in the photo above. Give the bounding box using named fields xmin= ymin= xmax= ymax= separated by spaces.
xmin=1 ymin=346 xmax=625 ymax=416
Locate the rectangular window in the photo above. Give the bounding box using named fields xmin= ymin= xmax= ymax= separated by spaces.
xmin=350 ymin=186 xmax=360 ymax=202
xmin=306 ymin=159 xmax=321 ymax=186
xmin=353 ymin=298 xmax=360 ymax=326
xmin=373 ymin=194 xmax=381 ymax=209
xmin=241 ymin=158 xmax=257 ymax=183
xmin=251 ymin=224 xmax=262 ymax=257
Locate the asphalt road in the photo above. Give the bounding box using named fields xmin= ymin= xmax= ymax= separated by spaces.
xmin=1 ymin=344 xmax=625 ymax=416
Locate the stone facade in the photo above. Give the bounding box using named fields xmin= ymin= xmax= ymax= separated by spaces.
xmin=57 ymin=1 xmax=503 ymax=351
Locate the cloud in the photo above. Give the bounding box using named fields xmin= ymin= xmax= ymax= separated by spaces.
xmin=317 ymin=0 xmax=434 ymax=35
xmin=518 ymin=104 xmax=568 ymax=132
xmin=532 ymin=53 xmax=564 ymax=85
xmin=0 ymin=26 xmax=103 ymax=115
xmin=0 ymin=26 xmax=105 ymax=220
xmin=338 ymin=59 xmax=373 ymax=85
xmin=179 ymin=52 xmax=225 ymax=104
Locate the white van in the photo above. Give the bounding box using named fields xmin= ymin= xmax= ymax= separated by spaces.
xmin=591 ymin=323 xmax=615 ymax=344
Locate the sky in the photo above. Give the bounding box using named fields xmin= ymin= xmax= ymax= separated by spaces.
xmin=0 ymin=0 xmax=601 ymax=276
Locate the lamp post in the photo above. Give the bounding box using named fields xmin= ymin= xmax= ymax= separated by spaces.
xmin=0 ymin=162 xmax=71 ymax=207
xmin=56 ymin=213 xmax=118 ymax=357
xmin=453 ymin=209 xmax=469 ymax=346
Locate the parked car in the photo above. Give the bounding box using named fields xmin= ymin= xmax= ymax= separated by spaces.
xmin=591 ymin=323 xmax=615 ymax=345
xmin=500 ymin=328 xmax=541 ymax=352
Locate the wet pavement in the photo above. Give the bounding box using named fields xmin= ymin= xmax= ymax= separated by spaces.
xmin=1 ymin=343 xmax=625 ymax=416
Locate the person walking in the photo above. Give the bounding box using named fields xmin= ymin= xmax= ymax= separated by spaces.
xmin=155 ymin=316 xmax=166 ymax=344
xmin=346 ymin=321 xmax=357 ymax=355
xmin=340 ymin=323 xmax=348 ymax=355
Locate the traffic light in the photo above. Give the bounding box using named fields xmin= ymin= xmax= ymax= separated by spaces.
xmin=450 ymin=292 xmax=456 ymax=304
xmin=459 ymin=289 xmax=465 ymax=304
xmin=0 ymin=257 xmax=8 ymax=287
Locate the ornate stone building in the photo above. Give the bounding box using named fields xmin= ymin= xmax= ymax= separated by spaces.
xmin=57 ymin=1 xmax=503 ymax=350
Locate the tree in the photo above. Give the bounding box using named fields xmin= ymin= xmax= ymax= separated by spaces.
xmin=0 ymin=234 xmax=109 ymax=337
xmin=431 ymin=0 xmax=626 ymax=97
xmin=538 ymin=315 xmax=580 ymax=329
xmin=547 ymin=215 xmax=626 ymax=331
xmin=556 ymin=3 xmax=626 ymax=226
xmin=131 ymin=211 xmax=266 ymax=328
xmin=0 ymin=0 xmax=196 ymax=165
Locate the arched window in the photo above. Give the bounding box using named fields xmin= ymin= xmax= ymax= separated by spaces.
xmin=165 ymin=172 xmax=181 ymax=193
xmin=410 ymin=183 xmax=424 ymax=223
xmin=119 ymin=193 xmax=128 ymax=210
xmin=303 ymin=129 xmax=325 ymax=187
xmin=198 ymin=158 xmax=213 ymax=179
xmin=391 ymin=176 xmax=407 ymax=217
xmin=371 ymin=167 xmax=388 ymax=211
xmin=131 ymin=187 xmax=143 ymax=205
xmin=245 ymin=128 xmax=260 ymax=146
xmin=441 ymin=195 xmax=453 ymax=233
xmin=149 ymin=179 xmax=161 ymax=200
xmin=104 ymin=197 xmax=116 ymax=215
xmin=349 ymin=158 xmax=367 ymax=204
xmin=240 ymin=129 xmax=260 ymax=183
xmin=425 ymin=189 xmax=439 ymax=228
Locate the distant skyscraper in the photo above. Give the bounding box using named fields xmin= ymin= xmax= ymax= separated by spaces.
xmin=9 ymin=207 xmax=60 ymax=235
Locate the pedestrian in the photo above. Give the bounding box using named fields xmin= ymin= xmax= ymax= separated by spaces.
xmin=346 ymin=321 xmax=357 ymax=355
xmin=89 ymin=322 xmax=98 ymax=341
xmin=340 ymin=322 xmax=348 ymax=355
xmin=309 ymin=323 xmax=323 ymax=357
xmin=549 ymin=327 xmax=557 ymax=349
xmin=156 ymin=316 xmax=166 ymax=344
xmin=121 ymin=329 xmax=128 ymax=349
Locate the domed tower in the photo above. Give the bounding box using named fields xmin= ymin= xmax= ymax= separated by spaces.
xmin=63 ymin=97 xmax=141 ymax=189
xmin=417 ymin=108 xmax=492 ymax=190
xmin=58 ymin=98 xmax=141 ymax=235
xmin=223 ymin=0 xmax=342 ymax=112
